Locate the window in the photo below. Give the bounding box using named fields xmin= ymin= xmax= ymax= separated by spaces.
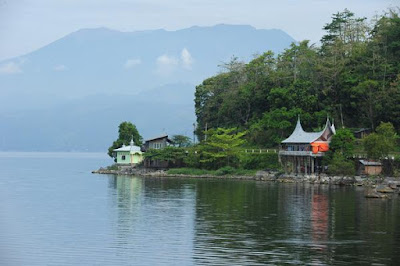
xmin=121 ymin=155 xmax=126 ymax=160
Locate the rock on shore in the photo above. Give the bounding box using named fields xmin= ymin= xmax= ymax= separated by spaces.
xmin=92 ymin=165 xmax=400 ymax=197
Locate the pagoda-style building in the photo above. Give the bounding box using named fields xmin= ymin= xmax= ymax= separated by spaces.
xmin=279 ymin=118 xmax=336 ymax=175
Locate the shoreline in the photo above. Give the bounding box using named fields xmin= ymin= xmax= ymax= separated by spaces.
xmin=92 ymin=166 xmax=400 ymax=196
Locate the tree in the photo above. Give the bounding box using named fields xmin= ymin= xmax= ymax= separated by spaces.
xmin=144 ymin=146 xmax=186 ymax=167
xmin=350 ymin=80 xmax=380 ymax=129
xmin=363 ymin=122 xmax=398 ymax=160
xmin=171 ymin=135 xmax=192 ymax=147
xmin=108 ymin=122 xmax=142 ymax=158
xmin=327 ymin=153 xmax=355 ymax=176
xmin=363 ymin=133 xmax=382 ymax=160
xmin=329 ymin=128 xmax=356 ymax=158
xmin=248 ymin=107 xmax=301 ymax=147
xmin=201 ymin=128 xmax=247 ymax=169
xmin=192 ymin=9 xmax=400 ymax=149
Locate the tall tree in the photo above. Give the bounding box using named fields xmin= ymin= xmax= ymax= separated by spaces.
xmin=107 ymin=122 xmax=142 ymax=158
xmin=201 ymin=128 xmax=246 ymax=168
xmin=363 ymin=122 xmax=398 ymax=160
xmin=328 ymin=128 xmax=356 ymax=158
xmin=171 ymin=135 xmax=192 ymax=147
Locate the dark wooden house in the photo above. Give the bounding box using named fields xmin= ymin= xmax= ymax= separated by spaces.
xmin=142 ymin=134 xmax=173 ymax=169
xmin=142 ymin=134 xmax=173 ymax=152
xmin=354 ymin=128 xmax=371 ymax=139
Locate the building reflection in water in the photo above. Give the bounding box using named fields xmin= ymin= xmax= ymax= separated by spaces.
xmin=311 ymin=193 xmax=329 ymax=247
xmin=106 ymin=175 xmax=196 ymax=264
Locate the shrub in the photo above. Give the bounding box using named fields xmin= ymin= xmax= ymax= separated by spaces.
xmin=327 ymin=153 xmax=355 ymax=176
xmin=239 ymin=152 xmax=280 ymax=170
xmin=107 ymin=164 xmax=119 ymax=171
xmin=167 ymin=168 xmax=215 ymax=176
xmin=215 ymin=166 xmax=236 ymax=176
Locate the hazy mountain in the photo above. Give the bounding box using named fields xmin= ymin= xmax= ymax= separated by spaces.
xmin=0 ymin=84 xmax=195 ymax=151
xmin=0 ymin=24 xmax=295 ymax=151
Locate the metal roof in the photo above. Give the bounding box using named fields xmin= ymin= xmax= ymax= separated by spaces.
xmin=282 ymin=118 xmax=335 ymax=144
xmin=359 ymin=160 xmax=382 ymax=166
xmin=113 ymin=145 xmax=141 ymax=152
xmin=354 ymin=128 xmax=371 ymax=134
xmin=145 ymin=134 xmax=169 ymax=142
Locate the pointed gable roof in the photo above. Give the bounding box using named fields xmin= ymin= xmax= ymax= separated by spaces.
xmin=282 ymin=117 xmax=335 ymax=144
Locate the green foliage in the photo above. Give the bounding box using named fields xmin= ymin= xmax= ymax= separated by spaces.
xmin=144 ymin=146 xmax=186 ymax=166
xmin=108 ymin=122 xmax=142 ymax=158
xmin=249 ymin=107 xmax=301 ymax=147
xmin=167 ymin=168 xmax=215 ymax=176
xmin=183 ymin=148 xmax=202 ymax=169
xmin=363 ymin=122 xmax=398 ymax=160
xmin=166 ymin=167 xmax=256 ymax=176
xmin=215 ymin=166 xmax=236 ymax=176
xmin=327 ymin=153 xmax=356 ymax=176
xmin=194 ymin=9 xmax=400 ymax=149
xmin=329 ymin=128 xmax=356 ymax=158
xmin=239 ymin=153 xmax=280 ymax=170
xmin=363 ymin=133 xmax=382 ymax=160
xmin=171 ymin=135 xmax=192 ymax=147
xmin=106 ymin=164 xmax=119 ymax=171
xmin=201 ymin=128 xmax=246 ymax=169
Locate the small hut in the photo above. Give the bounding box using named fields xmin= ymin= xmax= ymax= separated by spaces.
xmin=358 ymin=160 xmax=382 ymax=175
xmin=354 ymin=128 xmax=371 ymax=139
xmin=113 ymin=139 xmax=143 ymax=165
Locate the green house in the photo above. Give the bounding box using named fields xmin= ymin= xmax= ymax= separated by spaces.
xmin=113 ymin=140 xmax=143 ymax=165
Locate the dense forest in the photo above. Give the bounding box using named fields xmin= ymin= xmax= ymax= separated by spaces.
xmin=194 ymin=9 xmax=400 ymax=148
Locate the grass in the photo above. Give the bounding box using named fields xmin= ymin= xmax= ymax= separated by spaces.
xmin=107 ymin=164 xmax=119 ymax=171
xmin=167 ymin=167 xmax=257 ymax=176
xmin=167 ymin=168 xmax=216 ymax=176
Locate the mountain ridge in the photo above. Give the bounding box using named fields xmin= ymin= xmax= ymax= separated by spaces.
xmin=0 ymin=24 xmax=295 ymax=151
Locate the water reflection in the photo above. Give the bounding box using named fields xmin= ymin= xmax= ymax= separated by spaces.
xmin=105 ymin=176 xmax=400 ymax=265
xmin=107 ymin=175 xmax=196 ymax=265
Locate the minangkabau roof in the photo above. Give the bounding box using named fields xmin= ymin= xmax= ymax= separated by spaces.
xmin=282 ymin=118 xmax=335 ymax=144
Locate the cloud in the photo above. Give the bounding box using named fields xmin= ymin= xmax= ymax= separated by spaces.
xmin=124 ymin=58 xmax=141 ymax=69
xmin=156 ymin=54 xmax=179 ymax=76
xmin=181 ymin=48 xmax=193 ymax=70
xmin=0 ymin=61 xmax=22 ymax=74
xmin=54 ymin=64 xmax=67 ymax=71
xmin=155 ymin=49 xmax=194 ymax=76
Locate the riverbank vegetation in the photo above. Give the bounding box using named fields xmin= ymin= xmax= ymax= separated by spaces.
xmin=144 ymin=128 xmax=281 ymax=172
xmin=167 ymin=167 xmax=257 ymax=176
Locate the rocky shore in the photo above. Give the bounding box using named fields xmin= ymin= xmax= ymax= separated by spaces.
xmin=92 ymin=166 xmax=400 ymax=198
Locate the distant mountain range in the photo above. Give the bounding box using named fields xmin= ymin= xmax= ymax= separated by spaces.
xmin=0 ymin=24 xmax=295 ymax=151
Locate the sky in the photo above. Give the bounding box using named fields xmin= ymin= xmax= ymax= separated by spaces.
xmin=0 ymin=0 xmax=397 ymax=61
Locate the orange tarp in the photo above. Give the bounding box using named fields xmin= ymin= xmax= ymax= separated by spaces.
xmin=311 ymin=142 xmax=329 ymax=154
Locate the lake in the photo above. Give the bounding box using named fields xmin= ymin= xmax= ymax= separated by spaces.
xmin=1 ymin=152 xmax=399 ymax=265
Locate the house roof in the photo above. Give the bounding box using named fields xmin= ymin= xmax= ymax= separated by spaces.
xmin=354 ymin=128 xmax=371 ymax=134
xmin=359 ymin=160 xmax=382 ymax=166
xmin=145 ymin=134 xmax=172 ymax=142
xmin=113 ymin=144 xmax=141 ymax=152
xmin=282 ymin=118 xmax=335 ymax=144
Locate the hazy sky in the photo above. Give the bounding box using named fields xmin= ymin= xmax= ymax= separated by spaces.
xmin=0 ymin=0 xmax=397 ymax=61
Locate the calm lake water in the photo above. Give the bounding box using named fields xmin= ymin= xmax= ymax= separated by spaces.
xmin=1 ymin=152 xmax=399 ymax=265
